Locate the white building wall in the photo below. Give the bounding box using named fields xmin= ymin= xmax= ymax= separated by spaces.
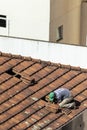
xmin=0 ymin=36 xmax=87 ymax=69
xmin=0 ymin=0 xmax=50 ymax=41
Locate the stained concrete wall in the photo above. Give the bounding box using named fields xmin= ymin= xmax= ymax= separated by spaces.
xmin=80 ymin=2 xmax=87 ymax=45
xmin=50 ymin=0 xmax=82 ymax=45
xmin=60 ymin=109 xmax=87 ymax=130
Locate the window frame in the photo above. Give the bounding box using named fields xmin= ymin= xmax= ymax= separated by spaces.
xmin=56 ymin=25 xmax=63 ymax=42
xmin=0 ymin=15 xmax=6 ymax=28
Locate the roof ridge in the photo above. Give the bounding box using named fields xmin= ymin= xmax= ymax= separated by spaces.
xmin=0 ymin=51 xmax=87 ymax=73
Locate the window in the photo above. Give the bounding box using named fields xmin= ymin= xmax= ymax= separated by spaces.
xmin=56 ymin=25 xmax=63 ymax=42
xmin=0 ymin=15 xmax=6 ymax=27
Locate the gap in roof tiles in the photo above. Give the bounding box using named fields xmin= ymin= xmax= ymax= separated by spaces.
xmin=6 ymin=68 xmax=37 ymax=85
xmin=6 ymin=68 xmax=21 ymax=79
xmin=42 ymin=95 xmax=49 ymax=102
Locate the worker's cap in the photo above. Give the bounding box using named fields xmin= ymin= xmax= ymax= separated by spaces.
xmin=49 ymin=92 xmax=55 ymax=102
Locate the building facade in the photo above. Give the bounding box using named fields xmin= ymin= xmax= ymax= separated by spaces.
xmin=0 ymin=0 xmax=87 ymax=45
xmin=0 ymin=0 xmax=50 ymax=41
xmin=50 ymin=0 xmax=87 ymax=45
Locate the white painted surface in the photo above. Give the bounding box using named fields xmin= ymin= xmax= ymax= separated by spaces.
xmin=0 ymin=0 xmax=50 ymax=40
xmin=0 ymin=36 xmax=87 ymax=69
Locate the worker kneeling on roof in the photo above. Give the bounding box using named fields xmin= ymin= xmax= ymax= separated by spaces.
xmin=49 ymin=88 xmax=76 ymax=109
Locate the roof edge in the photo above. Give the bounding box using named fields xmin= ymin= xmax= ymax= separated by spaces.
xmin=0 ymin=51 xmax=87 ymax=73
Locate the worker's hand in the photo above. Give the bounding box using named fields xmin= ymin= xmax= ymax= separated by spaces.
xmin=45 ymin=95 xmax=49 ymax=102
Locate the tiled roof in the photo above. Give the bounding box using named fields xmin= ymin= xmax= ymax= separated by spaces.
xmin=0 ymin=52 xmax=87 ymax=130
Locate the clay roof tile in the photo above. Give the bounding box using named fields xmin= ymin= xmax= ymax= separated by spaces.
xmin=0 ymin=52 xmax=87 ymax=130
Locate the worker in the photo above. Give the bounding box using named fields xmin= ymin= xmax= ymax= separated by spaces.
xmin=49 ymin=88 xmax=76 ymax=109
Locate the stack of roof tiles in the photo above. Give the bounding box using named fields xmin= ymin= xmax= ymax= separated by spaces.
xmin=0 ymin=52 xmax=87 ymax=130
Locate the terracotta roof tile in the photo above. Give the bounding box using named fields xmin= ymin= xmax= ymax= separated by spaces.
xmin=0 ymin=52 xmax=87 ymax=130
